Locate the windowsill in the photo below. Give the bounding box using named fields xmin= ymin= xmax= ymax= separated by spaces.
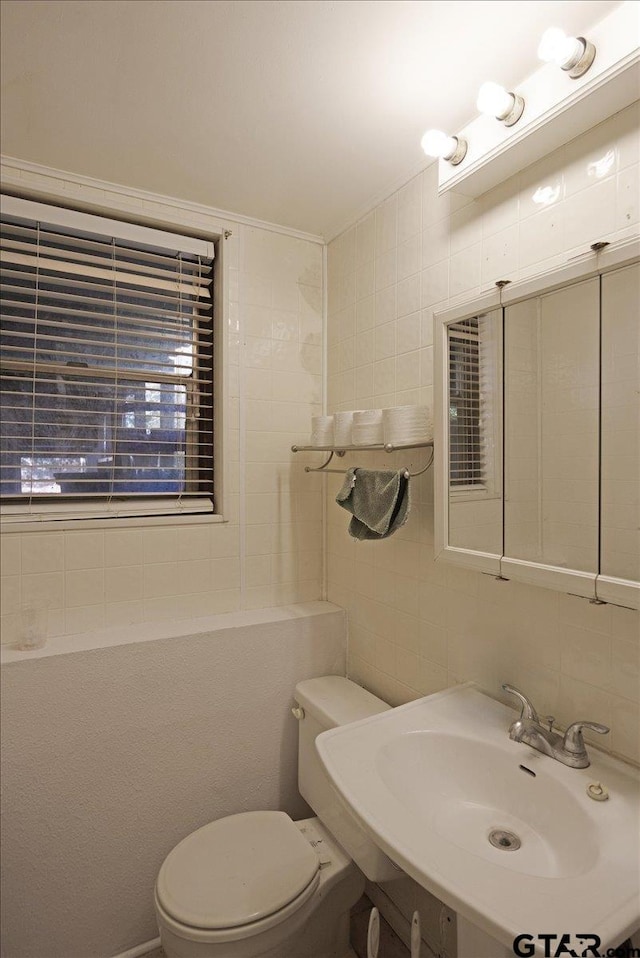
xmin=0 ymin=601 xmax=344 ymax=664
xmin=0 ymin=512 xmax=226 ymax=533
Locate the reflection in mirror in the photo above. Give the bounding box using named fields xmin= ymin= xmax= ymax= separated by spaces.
xmin=447 ymin=308 xmax=502 ymax=554
xmin=504 ymin=279 xmax=600 ymax=573
xmin=600 ymin=263 xmax=639 ymax=583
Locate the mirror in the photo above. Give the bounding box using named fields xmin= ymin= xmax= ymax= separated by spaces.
xmin=447 ymin=308 xmax=502 ymax=556
xmin=435 ymin=242 xmax=639 ymax=609
xmin=600 ymin=263 xmax=640 ymax=585
xmin=504 ymin=278 xmax=600 ymax=574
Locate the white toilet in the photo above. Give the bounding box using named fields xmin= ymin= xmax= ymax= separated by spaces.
xmin=154 ymin=676 xmax=397 ymax=958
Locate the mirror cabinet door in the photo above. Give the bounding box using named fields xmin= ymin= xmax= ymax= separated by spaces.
xmin=600 ymin=262 xmax=640 ymax=585
xmin=447 ymin=308 xmax=503 ymax=556
xmin=504 ymin=279 xmax=600 ymax=574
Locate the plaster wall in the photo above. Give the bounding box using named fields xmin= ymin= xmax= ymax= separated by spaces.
xmin=0 ymin=604 xmax=346 ymax=958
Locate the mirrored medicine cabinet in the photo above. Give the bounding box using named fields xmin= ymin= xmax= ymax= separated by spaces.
xmin=434 ymin=239 xmax=640 ymax=610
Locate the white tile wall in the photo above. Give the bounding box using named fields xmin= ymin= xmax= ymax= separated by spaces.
xmin=0 ymin=224 xmax=324 ymax=647
xmin=327 ymin=101 xmax=640 ymax=767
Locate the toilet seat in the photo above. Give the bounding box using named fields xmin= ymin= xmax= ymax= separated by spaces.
xmin=156 ymin=810 xmax=320 ymax=936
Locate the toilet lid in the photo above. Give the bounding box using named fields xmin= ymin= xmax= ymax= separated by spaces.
xmin=156 ymin=810 xmax=320 ymax=930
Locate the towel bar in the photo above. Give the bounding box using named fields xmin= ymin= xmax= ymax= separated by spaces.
xmin=291 ymin=442 xmax=434 ymax=478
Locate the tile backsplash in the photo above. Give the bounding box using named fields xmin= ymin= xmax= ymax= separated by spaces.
xmin=0 ymin=223 xmax=324 ymax=647
xmin=326 ymin=101 xmax=640 ymax=766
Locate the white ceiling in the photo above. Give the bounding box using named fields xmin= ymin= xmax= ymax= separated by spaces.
xmin=0 ymin=0 xmax=620 ymax=239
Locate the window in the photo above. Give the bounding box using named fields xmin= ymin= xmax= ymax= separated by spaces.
xmin=0 ymin=196 xmax=215 ymax=523
xmin=447 ymin=311 xmax=501 ymax=498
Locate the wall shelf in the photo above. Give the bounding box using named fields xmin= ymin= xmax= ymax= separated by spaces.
xmin=291 ymin=440 xmax=434 ymax=477
xmin=291 ymin=440 xmax=433 ymax=454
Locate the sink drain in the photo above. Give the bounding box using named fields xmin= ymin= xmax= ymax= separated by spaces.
xmin=488 ymin=828 xmax=521 ymax=851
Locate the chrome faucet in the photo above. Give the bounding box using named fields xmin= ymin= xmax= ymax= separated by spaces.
xmin=502 ymin=684 xmax=610 ymax=769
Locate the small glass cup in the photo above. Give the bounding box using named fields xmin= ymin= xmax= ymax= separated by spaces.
xmin=15 ymin=605 xmax=48 ymax=651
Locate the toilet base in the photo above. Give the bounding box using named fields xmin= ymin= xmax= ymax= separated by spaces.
xmin=156 ymin=818 xmax=365 ymax=958
xmin=160 ymin=907 xmax=354 ymax=958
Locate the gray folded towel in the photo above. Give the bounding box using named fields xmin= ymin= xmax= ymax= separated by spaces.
xmin=335 ymin=468 xmax=411 ymax=540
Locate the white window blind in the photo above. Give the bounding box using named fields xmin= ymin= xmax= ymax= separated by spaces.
xmin=448 ymin=313 xmax=500 ymax=496
xmin=0 ymin=196 xmax=215 ymax=523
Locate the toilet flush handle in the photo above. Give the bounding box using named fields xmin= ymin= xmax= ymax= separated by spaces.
xmin=291 ymin=705 xmax=305 ymax=720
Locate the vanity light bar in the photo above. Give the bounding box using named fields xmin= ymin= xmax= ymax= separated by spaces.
xmin=420 ymin=25 xmax=596 ymax=164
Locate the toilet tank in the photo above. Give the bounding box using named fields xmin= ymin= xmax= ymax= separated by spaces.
xmin=293 ymin=676 xmax=399 ymax=882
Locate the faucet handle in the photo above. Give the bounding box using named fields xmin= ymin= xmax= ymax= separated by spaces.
xmin=562 ymin=720 xmax=610 ymax=755
xmin=502 ymin=684 xmax=540 ymax=724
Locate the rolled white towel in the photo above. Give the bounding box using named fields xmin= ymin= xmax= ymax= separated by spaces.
xmin=352 ymin=409 xmax=383 ymax=445
xmin=333 ymin=410 xmax=361 ymax=447
xmin=382 ymin=405 xmax=433 ymax=445
xmin=310 ymin=415 xmax=334 ymax=446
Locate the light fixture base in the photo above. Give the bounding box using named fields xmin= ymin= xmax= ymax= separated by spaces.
xmin=501 ymin=93 xmax=525 ymax=127
xmin=565 ymin=38 xmax=596 ymax=78
xmin=446 ymin=136 xmax=468 ymax=166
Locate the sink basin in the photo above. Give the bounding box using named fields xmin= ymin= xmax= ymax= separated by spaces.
xmin=378 ymin=731 xmax=597 ymax=879
xmin=317 ymin=684 xmax=640 ymax=950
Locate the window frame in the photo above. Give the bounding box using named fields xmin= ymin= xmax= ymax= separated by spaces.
xmin=0 ymin=193 xmax=228 ymax=532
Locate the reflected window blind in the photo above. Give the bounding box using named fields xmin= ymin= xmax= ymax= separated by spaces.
xmin=448 ymin=314 xmax=498 ymax=493
xmin=0 ymin=197 xmax=215 ymax=522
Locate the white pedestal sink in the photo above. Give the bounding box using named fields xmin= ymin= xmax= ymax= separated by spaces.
xmin=316 ymin=684 xmax=640 ymax=956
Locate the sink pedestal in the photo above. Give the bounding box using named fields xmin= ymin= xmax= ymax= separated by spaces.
xmin=458 ymin=916 xmax=512 ymax=958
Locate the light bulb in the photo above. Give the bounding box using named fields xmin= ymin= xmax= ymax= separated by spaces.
xmin=477 ymin=83 xmax=514 ymax=119
xmin=420 ymin=129 xmax=467 ymax=165
xmin=538 ymin=28 xmax=581 ymax=67
xmin=477 ymin=82 xmax=524 ymax=127
xmin=538 ymin=27 xmax=592 ymax=75
xmin=538 ymin=27 xmax=564 ymax=64
xmin=421 ymin=129 xmax=457 ymax=159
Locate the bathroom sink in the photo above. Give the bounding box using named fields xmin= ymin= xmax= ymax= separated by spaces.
xmin=316 ymin=684 xmax=640 ymax=950
xmin=378 ymin=731 xmax=597 ymax=879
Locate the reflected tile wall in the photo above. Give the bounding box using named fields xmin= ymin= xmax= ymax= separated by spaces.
xmin=327 ymin=101 xmax=640 ymax=767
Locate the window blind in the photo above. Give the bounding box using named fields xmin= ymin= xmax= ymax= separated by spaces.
xmin=0 ymin=196 xmax=215 ymax=522
xmin=448 ymin=313 xmax=500 ymax=495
